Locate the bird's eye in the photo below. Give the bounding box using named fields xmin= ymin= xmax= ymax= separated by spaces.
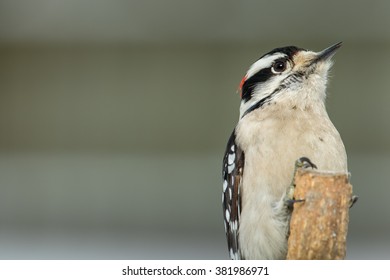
xmin=271 ymin=60 xmax=287 ymax=73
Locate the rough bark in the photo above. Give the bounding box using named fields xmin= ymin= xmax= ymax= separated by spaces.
xmin=287 ymin=169 xmax=353 ymax=260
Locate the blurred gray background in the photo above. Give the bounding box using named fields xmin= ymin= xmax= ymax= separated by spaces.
xmin=0 ymin=0 xmax=389 ymax=259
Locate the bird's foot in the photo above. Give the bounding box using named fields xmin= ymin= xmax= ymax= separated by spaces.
xmin=284 ymin=157 xmax=317 ymax=210
xmin=295 ymin=156 xmax=317 ymax=170
xmin=350 ymin=195 xmax=358 ymax=208
xmin=285 ymin=198 xmax=305 ymax=211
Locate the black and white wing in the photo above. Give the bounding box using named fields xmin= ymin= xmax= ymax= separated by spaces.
xmin=222 ymin=129 xmax=245 ymax=260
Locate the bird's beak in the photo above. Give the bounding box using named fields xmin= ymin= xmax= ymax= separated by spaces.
xmin=314 ymin=42 xmax=342 ymax=62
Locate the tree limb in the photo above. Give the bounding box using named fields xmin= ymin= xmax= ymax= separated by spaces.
xmin=287 ymin=169 xmax=353 ymax=260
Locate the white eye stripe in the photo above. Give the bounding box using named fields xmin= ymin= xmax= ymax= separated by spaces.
xmin=245 ymin=53 xmax=286 ymax=81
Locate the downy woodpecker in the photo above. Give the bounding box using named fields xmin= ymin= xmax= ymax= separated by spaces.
xmin=222 ymin=42 xmax=348 ymax=259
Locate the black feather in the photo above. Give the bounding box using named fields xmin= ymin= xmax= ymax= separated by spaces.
xmin=222 ymin=130 xmax=245 ymax=259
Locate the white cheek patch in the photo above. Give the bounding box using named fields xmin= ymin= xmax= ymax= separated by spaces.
xmin=239 ymin=72 xmax=288 ymax=118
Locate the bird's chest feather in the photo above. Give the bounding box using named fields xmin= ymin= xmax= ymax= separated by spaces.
xmin=235 ymin=106 xmax=347 ymax=200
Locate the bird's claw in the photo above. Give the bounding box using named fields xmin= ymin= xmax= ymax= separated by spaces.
xmin=350 ymin=195 xmax=358 ymax=208
xmin=284 ymin=157 xmax=317 ymax=209
xmin=285 ymin=198 xmax=305 ymax=211
xmin=295 ymin=156 xmax=317 ymax=170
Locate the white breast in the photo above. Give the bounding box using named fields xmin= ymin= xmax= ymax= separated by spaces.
xmin=235 ymin=103 xmax=347 ymax=259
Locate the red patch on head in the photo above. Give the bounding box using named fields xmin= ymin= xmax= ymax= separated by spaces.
xmin=238 ymin=75 xmax=247 ymax=97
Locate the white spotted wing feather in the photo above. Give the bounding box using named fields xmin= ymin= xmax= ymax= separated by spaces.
xmin=222 ymin=130 xmax=245 ymax=260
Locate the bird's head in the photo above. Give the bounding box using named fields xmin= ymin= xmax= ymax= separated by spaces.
xmin=239 ymin=42 xmax=342 ymax=119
